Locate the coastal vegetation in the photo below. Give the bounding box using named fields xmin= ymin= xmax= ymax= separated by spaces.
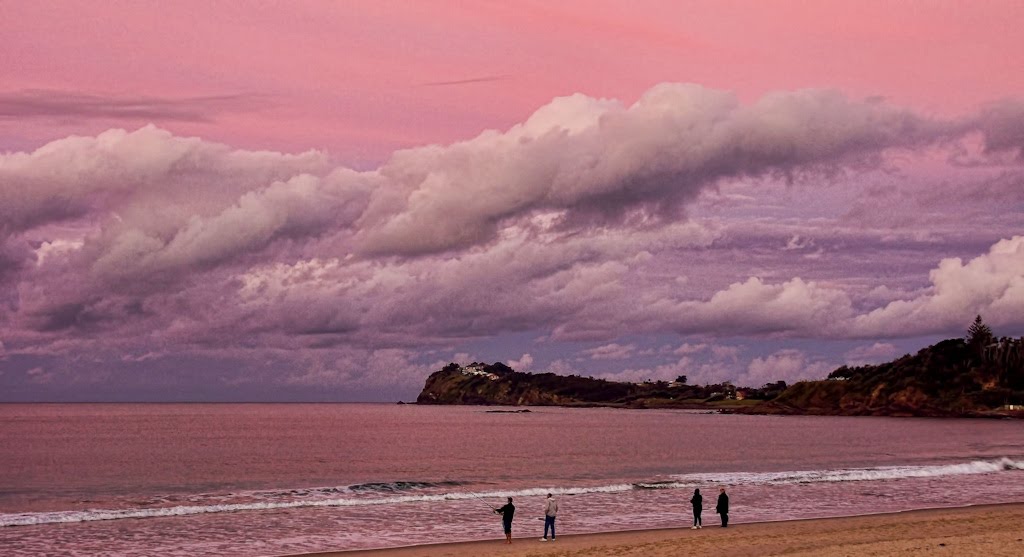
xmin=415 ymin=362 xmax=774 ymax=408
xmin=767 ymin=316 xmax=1024 ymax=417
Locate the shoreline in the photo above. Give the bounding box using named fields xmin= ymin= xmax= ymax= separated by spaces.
xmin=413 ymin=402 xmax=1024 ymax=419
xmin=284 ymin=502 xmax=1024 ymax=557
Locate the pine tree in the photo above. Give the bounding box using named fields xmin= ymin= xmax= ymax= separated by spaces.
xmin=966 ymin=315 xmax=993 ymax=346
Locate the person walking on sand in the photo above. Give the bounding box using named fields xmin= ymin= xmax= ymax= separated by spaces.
xmin=540 ymin=493 xmax=558 ymax=541
xmin=690 ymin=488 xmax=703 ymax=529
xmin=495 ymin=497 xmax=516 ymax=544
xmin=716 ymin=487 xmax=730 ymax=528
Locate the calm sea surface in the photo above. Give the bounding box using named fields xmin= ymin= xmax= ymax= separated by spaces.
xmin=1 ymin=404 xmax=1023 ymax=556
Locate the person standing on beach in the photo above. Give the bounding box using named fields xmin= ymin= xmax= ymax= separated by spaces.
xmin=690 ymin=488 xmax=703 ymax=529
xmin=716 ymin=487 xmax=729 ymax=527
xmin=541 ymin=493 xmax=558 ymax=541
xmin=495 ymin=497 xmax=516 ymax=544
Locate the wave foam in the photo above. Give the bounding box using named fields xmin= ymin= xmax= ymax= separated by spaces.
xmin=3 ymin=458 xmax=1020 ymax=528
xmin=655 ymin=457 xmax=1024 ymax=489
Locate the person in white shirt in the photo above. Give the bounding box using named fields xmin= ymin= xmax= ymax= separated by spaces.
xmin=541 ymin=493 xmax=558 ymax=541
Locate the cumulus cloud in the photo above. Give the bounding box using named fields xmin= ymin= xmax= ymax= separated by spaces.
xmin=230 ymin=229 xmax=638 ymax=344
xmin=508 ymin=353 xmax=534 ymax=371
xmin=739 ymin=349 xmax=835 ymax=387
xmin=668 ymin=277 xmax=854 ymax=335
xmin=3 ymin=84 xmax=1024 ymax=397
xmin=844 ymin=342 xmax=899 ymax=366
xmin=0 ymin=125 xmax=330 ymax=239
xmin=3 ymin=85 xmax=1021 ymax=285
xmin=544 ymin=358 xmax=581 ymax=376
xmin=852 ymin=236 xmax=1024 ymax=336
xmin=355 ymin=85 xmax=1010 ymax=256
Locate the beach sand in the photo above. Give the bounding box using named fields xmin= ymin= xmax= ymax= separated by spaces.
xmin=293 ymin=503 xmax=1024 ymax=557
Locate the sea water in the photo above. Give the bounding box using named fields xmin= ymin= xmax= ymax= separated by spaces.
xmin=1 ymin=403 xmax=1022 ymax=556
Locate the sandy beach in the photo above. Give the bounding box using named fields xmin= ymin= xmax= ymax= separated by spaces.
xmin=294 ymin=503 xmax=1024 ymax=557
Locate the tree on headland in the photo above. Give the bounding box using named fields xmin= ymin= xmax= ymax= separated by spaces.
xmin=966 ymin=315 xmax=993 ymax=348
xmin=675 ymin=374 xmax=688 ymax=384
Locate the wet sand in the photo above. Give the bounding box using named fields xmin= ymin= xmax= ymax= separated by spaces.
xmin=290 ymin=503 xmax=1024 ymax=557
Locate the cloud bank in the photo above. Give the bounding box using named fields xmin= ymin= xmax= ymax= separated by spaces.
xmin=2 ymin=83 xmax=1024 ymax=396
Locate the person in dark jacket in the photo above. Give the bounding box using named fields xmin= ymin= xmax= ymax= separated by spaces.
xmin=690 ymin=488 xmax=702 ymax=529
xmin=495 ymin=497 xmax=516 ymax=544
xmin=716 ymin=487 xmax=730 ymax=527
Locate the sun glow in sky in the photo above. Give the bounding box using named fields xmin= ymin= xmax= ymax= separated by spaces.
xmin=1 ymin=1 xmax=1023 ymax=401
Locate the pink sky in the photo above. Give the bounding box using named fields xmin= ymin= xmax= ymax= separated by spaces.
xmin=2 ymin=2 xmax=1023 ymax=401
xmin=3 ymin=1 xmax=1022 ymax=161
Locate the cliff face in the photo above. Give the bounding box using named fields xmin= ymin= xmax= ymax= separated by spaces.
xmin=763 ymin=338 xmax=1024 ymax=417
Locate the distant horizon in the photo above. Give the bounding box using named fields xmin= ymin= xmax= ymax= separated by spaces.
xmin=2 ymin=2 xmax=1024 ymax=402
xmin=2 ymin=328 xmax=1000 ymax=403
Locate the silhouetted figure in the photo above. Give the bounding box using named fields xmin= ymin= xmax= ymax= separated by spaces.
xmin=495 ymin=497 xmax=516 ymax=544
xmin=716 ymin=487 xmax=729 ymax=527
xmin=541 ymin=493 xmax=558 ymax=541
xmin=690 ymin=488 xmax=702 ymax=529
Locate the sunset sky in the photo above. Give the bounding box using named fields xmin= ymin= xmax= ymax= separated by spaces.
xmin=2 ymin=1 xmax=1023 ymax=401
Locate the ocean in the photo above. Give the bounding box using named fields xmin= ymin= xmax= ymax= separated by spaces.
xmin=1 ymin=403 xmax=1023 ymax=556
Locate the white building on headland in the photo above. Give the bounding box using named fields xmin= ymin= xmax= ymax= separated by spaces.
xmin=460 ymin=364 xmax=499 ymax=381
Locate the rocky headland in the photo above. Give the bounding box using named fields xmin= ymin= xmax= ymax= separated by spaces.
xmin=416 ymin=320 xmax=1024 ymax=418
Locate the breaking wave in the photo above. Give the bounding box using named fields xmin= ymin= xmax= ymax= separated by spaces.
xmin=245 ymin=480 xmax=467 ymax=500
xmin=636 ymin=457 xmax=1024 ymax=489
xmin=348 ymin=480 xmax=466 ymax=493
xmin=3 ymin=458 xmax=1020 ymax=528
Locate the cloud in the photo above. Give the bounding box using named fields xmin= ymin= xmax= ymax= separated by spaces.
xmin=229 ymin=229 xmax=638 ymax=344
xmin=852 ymin=236 xmax=1024 ymax=336
xmin=0 ymin=89 xmax=266 ymax=122
xmin=668 ymin=277 xmax=854 ymax=336
xmin=283 ymin=348 xmax=425 ymax=389
xmin=355 ymin=85 xmax=1006 ymax=256
xmin=599 ymin=358 xmax=688 ymax=383
xmin=3 ymin=85 xmax=1021 ymax=287
xmin=783 ymin=234 xmax=815 ymax=251
xmin=0 ymin=124 xmax=330 ymax=240
xmin=581 ymin=342 xmax=636 ymax=360
xmin=978 ymin=99 xmax=1024 ymax=158
xmin=740 ymin=349 xmax=834 ymax=387
xmin=844 ymin=342 xmax=898 ymax=366
xmin=508 ymin=353 xmax=534 ymax=371
xmin=34 ymin=238 xmax=84 ymax=266
xmin=2 ymin=85 xmax=1024 ymax=397
xmin=600 ymin=342 xmax=749 ymax=386
xmin=544 ymin=358 xmax=580 ymax=376
xmin=26 ymin=366 xmax=55 ymax=384
xmin=673 ymin=342 xmax=707 ymax=355
xmin=419 ymin=75 xmax=511 ymax=87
